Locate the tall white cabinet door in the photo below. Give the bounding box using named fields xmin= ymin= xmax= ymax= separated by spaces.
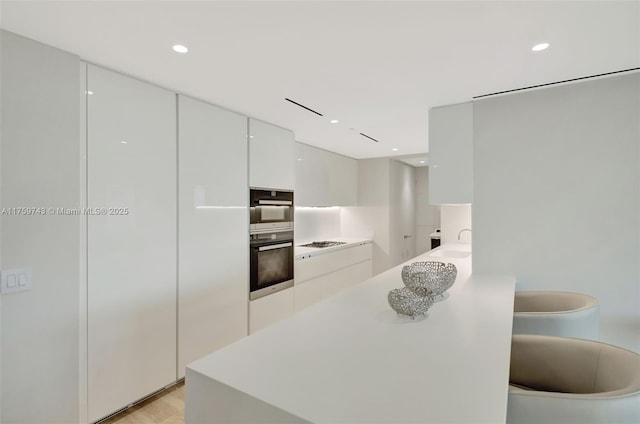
xmin=177 ymin=95 xmax=248 ymax=378
xmin=428 ymin=102 xmax=473 ymax=204
xmin=87 ymin=65 xmax=177 ymax=423
xmin=249 ymin=119 xmax=295 ymax=190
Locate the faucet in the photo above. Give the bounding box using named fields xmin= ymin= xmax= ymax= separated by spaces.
xmin=457 ymin=228 xmax=472 ymax=241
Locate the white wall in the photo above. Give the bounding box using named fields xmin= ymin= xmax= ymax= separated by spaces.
xmin=415 ymin=167 xmax=441 ymax=254
xmin=295 ymin=207 xmax=341 ymax=243
xmin=441 ymin=205 xmax=472 ymax=245
xmin=473 ymin=73 xmax=640 ymax=352
xmin=1 ymin=31 xmax=81 ymax=423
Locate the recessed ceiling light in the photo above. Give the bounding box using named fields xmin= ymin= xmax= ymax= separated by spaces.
xmin=297 ymin=158 xmax=303 ymax=161
xmin=86 ymin=90 xmax=94 ymax=95
xmin=531 ymin=42 xmax=549 ymax=52
xmin=250 ymin=135 xmax=254 ymax=138
xmin=419 ymin=160 xmax=425 ymax=164
xmin=172 ymin=44 xmax=189 ymax=54
xmin=391 ymin=148 xmax=399 ymax=152
xmin=120 ymin=141 xmax=128 ymax=144
xmin=330 ymin=119 xmax=339 ymax=124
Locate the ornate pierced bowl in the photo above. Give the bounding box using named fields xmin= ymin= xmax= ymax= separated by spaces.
xmin=387 ymin=287 xmax=434 ymax=318
xmin=401 ymin=261 xmax=457 ymax=297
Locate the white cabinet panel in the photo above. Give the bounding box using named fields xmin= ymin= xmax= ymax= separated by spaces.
xmin=295 ymin=259 xmax=372 ymax=310
xmin=249 ymin=119 xmax=294 ymax=190
xmin=329 ymin=153 xmax=358 ymax=206
xmin=249 ymin=288 xmax=294 ymax=334
xmin=177 ymin=95 xmax=248 ymax=379
xmin=295 ymin=142 xmax=357 ymax=207
xmin=429 ymin=102 xmax=473 ymax=204
xmin=87 ymin=65 xmax=177 ymax=422
xmin=324 ymin=260 xmax=372 ymax=296
xmin=295 ymin=243 xmax=372 ymax=283
xmin=294 ymin=243 xmax=373 ymax=312
xmin=295 ymin=142 xmax=329 ymax=206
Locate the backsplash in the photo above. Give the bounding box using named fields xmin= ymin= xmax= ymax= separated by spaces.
xmin=440 ymin=205 xmax=472 ymax=244
xmin=295 ymin=207 xmax=341 ymax=243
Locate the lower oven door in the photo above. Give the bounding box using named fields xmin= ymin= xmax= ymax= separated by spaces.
xmin=250 ymin=239 xmax=294 ymax=300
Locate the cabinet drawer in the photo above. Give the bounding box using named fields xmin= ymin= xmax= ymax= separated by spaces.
xmin=295 ymin=243 xmax=372 ymax=283
xmin=294 ymin=259 xmax=372 ymax=312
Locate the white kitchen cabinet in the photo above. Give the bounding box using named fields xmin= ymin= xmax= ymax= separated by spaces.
xmin=249 ymin=118 xmax=295 ymax=190
xmin=87 ymin=65 xmax=177 ymax=422
xmin=428 ymin=102 xmax=473 ymax=204
xmin=249 ymin=287 xmax=295 ymax=334
xmin=323 ymin=259 xmax=372 ymax=297
xmin=329 ymin=152 xmax=358 ymax=206
xmin=295 ymin=259 xmax=372 ymax=311
xmin=177 ymin=95 xmax=248 ymax=379
xmin=294 ymin=242 xmax=372 ymax=311
xmin=295 ymin=142 xmax=330 ymax=206
xmin=295 ymin=142 xmax=357 ymax=207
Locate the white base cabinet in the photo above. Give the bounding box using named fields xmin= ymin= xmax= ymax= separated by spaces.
xmin=249 ymin=287 xmax=295 ymax=334
xmin=295 ymin=260 xmax=372 ymax=311
xmin=249 ymin=243 xmax=373 ymax=334
xmin=294 ymin=242 xmax=373 ymax=312
xmin=323 ymin=260 xmax=372 ymax=299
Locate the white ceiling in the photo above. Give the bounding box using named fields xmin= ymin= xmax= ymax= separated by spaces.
xmin=1 ymin=1 xmax=638 ymax=159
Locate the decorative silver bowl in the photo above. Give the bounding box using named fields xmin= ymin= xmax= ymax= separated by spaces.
xmin=401 ymin=261 xmax=457 ymax=298
xmin=387 ymin=287 xmax=434 ymax=318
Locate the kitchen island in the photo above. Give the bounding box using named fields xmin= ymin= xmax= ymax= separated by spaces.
xmin=186 ymin=243 xmax=516 ymax=423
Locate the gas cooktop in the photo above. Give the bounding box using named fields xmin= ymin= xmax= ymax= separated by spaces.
xmin=299 ymin=241 xmax=347 ymax=248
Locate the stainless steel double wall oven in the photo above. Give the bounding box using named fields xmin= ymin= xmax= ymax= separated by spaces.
xmin=249 ymin=189 xmax=294 ymax=300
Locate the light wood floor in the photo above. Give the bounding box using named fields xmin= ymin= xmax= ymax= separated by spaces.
xmin=101 ymin=382 xmax=184 ymax=424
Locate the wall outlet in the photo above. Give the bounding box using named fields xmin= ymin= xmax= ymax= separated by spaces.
xmin=1 ymin=267 xmax=32 ymax=294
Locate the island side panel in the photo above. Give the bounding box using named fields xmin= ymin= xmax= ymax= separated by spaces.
xmin=185 ymin=368 xmax=311 ymax=424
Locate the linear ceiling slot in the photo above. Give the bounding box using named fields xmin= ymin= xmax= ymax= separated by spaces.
xmin=474 ymin=67 xmax=640 ymax=99
xmin=360 ymin=133 xmax=380 ymax=143
xmin=284 ymin=98 xmax=323 ymax=116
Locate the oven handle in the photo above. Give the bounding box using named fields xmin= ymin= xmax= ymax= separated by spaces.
xmin=258 ymin=242 xmax=293 ymax=252
xmin=257 ymin=200 xmax=292 ymax=206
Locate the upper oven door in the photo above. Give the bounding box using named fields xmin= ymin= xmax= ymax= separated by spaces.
xmin=250 ymin=189 xmax=294 ymax=231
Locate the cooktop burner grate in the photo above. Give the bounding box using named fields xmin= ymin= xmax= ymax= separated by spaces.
xmin=300 ymin=241 xmax=347 ymax=248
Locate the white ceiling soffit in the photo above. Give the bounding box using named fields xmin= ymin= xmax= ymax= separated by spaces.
xmin=1 ymin=1 xmax=638 ymax=159
xmin=397 ymin=156 xmax=429 ymax=168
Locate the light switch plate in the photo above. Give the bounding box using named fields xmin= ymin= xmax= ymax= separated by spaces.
xmin=1 ymin=267 xmax=32 ymax=294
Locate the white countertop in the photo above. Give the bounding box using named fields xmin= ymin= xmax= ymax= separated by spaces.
xmin=294 ymin=237 xmax=372 ymax=259
xmin=187 ymin=243 xmax=515 ymax=423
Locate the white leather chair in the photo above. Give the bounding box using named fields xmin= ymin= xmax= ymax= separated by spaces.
xmin=508 ymin=334 xmax=640 ymax=424
xmin=513 ymin=291 xmax=599 ymax=340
